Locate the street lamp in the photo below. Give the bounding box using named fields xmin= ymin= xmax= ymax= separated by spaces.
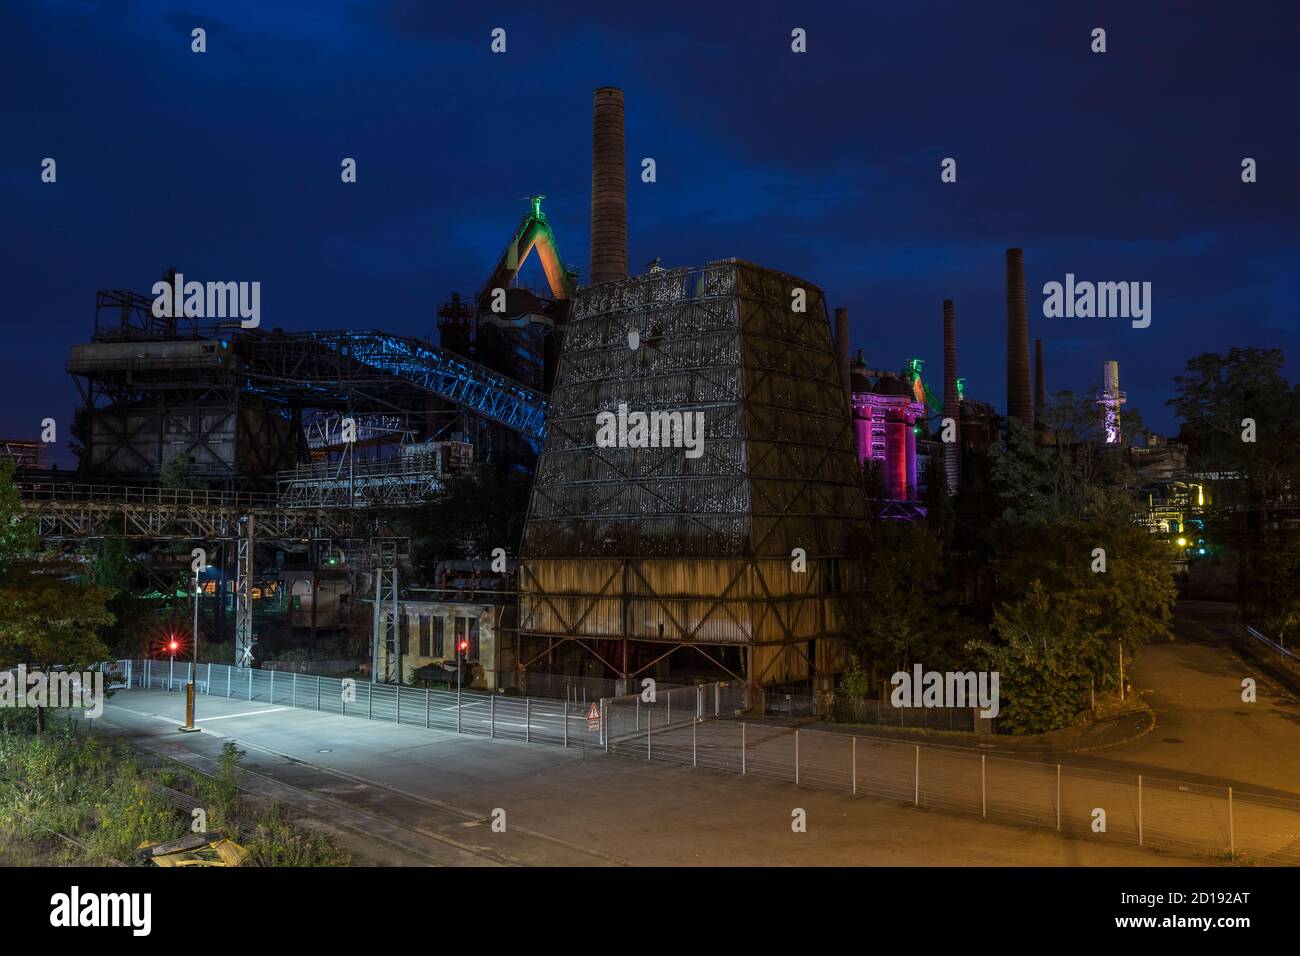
xmin=180 ymin=572 xmax=201 ymax=733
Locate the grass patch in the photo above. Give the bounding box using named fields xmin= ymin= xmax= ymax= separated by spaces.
xmin=0 ymin=709 xmax=350 ymax=866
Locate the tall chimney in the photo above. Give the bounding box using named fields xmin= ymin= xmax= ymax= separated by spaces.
xmin=590 ymin=87 xmax=627 ymax=285
xmin=942 ymin=299 xmax=960 ymax=494
xmin=1034 ymin=338 xmax=1046 ymax=423
xmin=834 ymin=307 xmax=851 ymax=408
xmin=1005 ymin=248 xmax=1033 ymax=427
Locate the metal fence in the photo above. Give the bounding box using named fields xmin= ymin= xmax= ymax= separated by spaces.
xmin=830 ymin=696 xmax=980 ymax=733
xmin=119 ymin=659 xmax=607 ymax=750
xmin=597 ymin=712 xmax=1300 ymax=866
xmin=112 ymin=660 xmax=1300 ymax=864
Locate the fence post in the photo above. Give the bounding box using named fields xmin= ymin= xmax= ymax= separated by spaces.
xmin=207 ymin=662 xmax=212 ymax=694
xmin=247 ymin=668 xmax=252 ymax=701
xmin=852 ymin=736 xmax=857 ymax=795
xmin=741 ymin=722 xmax=746 ymax=775
xmin=692 ymin=714 xmax=697 ymax=767
xmin=636 ymin=695 xmax=640 ymax=731
xmin=981 ymin=754 xmax=986 ymax=818
xmin=227 ymin=665 xmax=232 ymax=699
xmin=457 ymin=683 xmax=462 ymax=733
xmin=395 ymin=683 xmax=400 ymax=724
xmin=1228 ymin=787 xmax=1235 ymax=861
xmin=316 ymin=676 xmax=321 ymax=711
xmin=1056 ymin=764 xmax=1062 ymax=831
xmin=425 ymin=686 xmax=430 ymax=729
xmin=795 ymin=730 xmax=800 ymax=784
xmin=564 ymin=700 xmax=569 ymax=748
xmin=1137 ymin=774 xmax=1143 ymax=846
xmin=526 ymin=697 xmax=531 ymax=743
xmin=293 ymin=672 xmax=298 ymax=708
xmin=368 ymin=684 xmax=373 ymax=720
xmin=647 ymin=708 xmax=652 ymax=761
xmin=169 ymin=658 xmax=174 ymax=692
xmin=269 ymin=669 xmax=274 ymax=704
xmin=914 ymin=745 xmax=920 ymax=806
xmin=491 ymin=694 xmax=495 ymax=738
xmin=667 ymin=692 xmax=671 ymax=726
xmin=602 ymin=699 xmax=608 ymax=753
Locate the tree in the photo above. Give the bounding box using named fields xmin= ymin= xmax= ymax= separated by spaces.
xmin=0 ymin=460 xmax=115 ymax=732
xmin=0 ymin=560 xmax=116 ymax=732
xmin=0 ymin=458 xmax=37 ymax=571
xmin=844 ymin=520 xmax=979 ymax=680
xmin=406 ymin=466 xmax=532 ymax=578
xmin=968 ymin=582 xmax=1093 ymax=734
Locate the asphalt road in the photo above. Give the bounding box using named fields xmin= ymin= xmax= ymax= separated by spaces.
xmin=94 ymin=689 xmax=1200 ymax=867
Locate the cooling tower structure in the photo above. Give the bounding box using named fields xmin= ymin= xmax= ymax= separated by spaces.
xmin=517 ymin=260 xmax=870 ymax=691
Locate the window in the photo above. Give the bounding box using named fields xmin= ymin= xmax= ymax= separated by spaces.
xmin=418 ymin=615 xmax=431 ymax=657
xmin=433 ymin=616 xmax=445 ymax=657
xmin=399 ymin=614 xmax=410 ymax=656
xmin=454 ymin=616 xmax=480 ymax=659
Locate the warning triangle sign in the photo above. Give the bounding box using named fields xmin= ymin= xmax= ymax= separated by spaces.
xmin=587 ymin=702 xmax=600 ymax=721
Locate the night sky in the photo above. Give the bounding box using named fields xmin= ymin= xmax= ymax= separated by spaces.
xmin=3 ymin=1 xmax=1297 ymax=467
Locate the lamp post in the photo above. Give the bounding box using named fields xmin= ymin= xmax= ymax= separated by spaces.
xmin=181 ymin=572 xmax=201 ymax=732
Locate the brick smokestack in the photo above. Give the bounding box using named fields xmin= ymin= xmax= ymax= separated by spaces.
xmin=834 ymin=307 xmax=851 ymax=408
xmin=1034 ymin=338 xmax=1046 ymax=423
xmin=1005 ymin=248 xmax=1033 ymax=427
xmin=943 ymin=299 xmax=960 ymax=494
xmin=590 ymin=87 xmax=627 ymax=285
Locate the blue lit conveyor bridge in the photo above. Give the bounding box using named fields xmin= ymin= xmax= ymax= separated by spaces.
xmin=238 ymin=329 xmax=550 ymax=448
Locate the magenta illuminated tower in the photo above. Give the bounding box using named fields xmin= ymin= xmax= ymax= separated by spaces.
xmin=1097 ymin=359 xmax=1126 ymax=444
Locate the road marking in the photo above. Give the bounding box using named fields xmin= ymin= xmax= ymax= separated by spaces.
xmin=198 ymin=707 xmax=290 ymax=721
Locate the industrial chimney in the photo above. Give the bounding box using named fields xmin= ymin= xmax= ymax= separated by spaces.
xmin=942 ymin=299 xmax=960 ymax=494
xmin=834 ymin=307 xmax=852 ymax=409
xmin=590 ymin=87 xmax=628 ymax=285
xmin=1099 ymin=359 xmax=1126 ymax=445
xmin=1034 ymin=338 xmax=1046 ymax=423
xmin=1005 ymin=248 xmax=1033 ymax=427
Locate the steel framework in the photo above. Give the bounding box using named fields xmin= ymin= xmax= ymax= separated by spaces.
xmin=235 ymin=515 xmax=255 ymax=667
xmin=370 ymin=540 xmax=401 ymax=683
xmin=518 ymin=260 xmax=870 ymax=689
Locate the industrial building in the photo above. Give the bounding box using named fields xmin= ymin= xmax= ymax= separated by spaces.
xmin=19 ymin=85 xmax=1153 ymax=699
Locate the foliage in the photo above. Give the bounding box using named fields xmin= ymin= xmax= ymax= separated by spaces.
xmin=967 ymin=583 xmax=1093 ymax=734
xmin=242 ymin=807 xmax=350 ymax=867
xmin=845 ymin=521 xmax=979 ymax=677
xmin=0 ymin=458 xmax=38 ymax=573
xmin=407 ymin=465 xmax=533 ymax=576
xmin=158 ymin=453 xmax=199 ymax=490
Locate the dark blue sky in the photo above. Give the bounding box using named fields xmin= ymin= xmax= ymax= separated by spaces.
xmin=3 ymin=0 xmax=1297 ymax=466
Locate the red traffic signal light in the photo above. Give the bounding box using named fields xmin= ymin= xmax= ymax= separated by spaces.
xmin=458 ymin=640 xmax=468 ymax=653
xmin=168 ymin=639 xmax=179 ymax=653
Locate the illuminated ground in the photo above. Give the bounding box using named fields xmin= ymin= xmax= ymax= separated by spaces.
xmin=94 ymin=690 xmax=1207 ymax=867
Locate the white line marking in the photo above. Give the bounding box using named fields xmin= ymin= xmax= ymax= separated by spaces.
xmin=197 ymin=707 xmax=290 ymax=721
